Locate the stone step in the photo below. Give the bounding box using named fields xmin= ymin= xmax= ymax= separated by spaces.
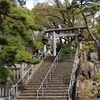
xmin=16 ymin=98 xmax=68 ymax=100
xmin=24 ymin=85 xmax=68 ymax=89
xmin=19 ymin=92 xmax=68 ymax=96
xmin=54 ymin=68 xmax=72 ymax=71
xmin=26 ymin=82 xmax=69 ymax=85
xmin=24 ymin=86 xmax=68 ymax=90
xmin=14 ymin=56 xmax=74 ymax=100
xmin=29 ymin=78 xmax=71 ymax=82
xmin=48 ymin=80 xmax=70 ymax=83
xmin=21 ymin=89 xmax=68 ymax=93
xmin=28 ymin=78 xmax=71 ymax=83
xmin=49 ymin=74 xmax=71 ymax=76
xmin=25 ymin=84 xmax=68 ymax=87
xmin=47 ymin=77 xmax=71 ymax=80
xmin=17 ymin=96 xmax=68 ymax=99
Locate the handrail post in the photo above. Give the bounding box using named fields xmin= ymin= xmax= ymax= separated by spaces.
xmin=50 ymin=71 xmax=51 ymax=81
xmin=16 ymin=85 xmax=18 ymax=96
xmin=46 ymin=76 xmax=47 ymax=87
xmin=42 ymin=85 xmax=43 ymax=96
xmin=9 ymin=91 xmax=10 ymax=100
xmin=55 ymin=61 xmax=56 ymax=66
xmin=56 ymin=57 xmax=58 ymax=66
xmin=55 ymin=61 xmax=56 ymax=69
xmin=51 ymin=65 xmax=53 ymax=75
xmin=37 ymin=91 xmax=38 ymax=100
xmin=28 ymin=70 xmax=29 ymax=78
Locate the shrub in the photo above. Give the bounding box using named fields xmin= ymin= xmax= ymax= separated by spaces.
xmin=60 ymin=44 xmax=76 ymax=55
xmin=0 ymin=66 xmax=12 ymax=85
xmin=93 ymin=72 xmax=100 ymax=82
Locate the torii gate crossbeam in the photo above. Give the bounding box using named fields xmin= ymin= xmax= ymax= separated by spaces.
xmin=55 ymin=33 xmax=79 ymax=38
xmin=44 ymin=26 xmax=87 ymax=56
xmin=45 ymin=26 xmax=87 ymax=33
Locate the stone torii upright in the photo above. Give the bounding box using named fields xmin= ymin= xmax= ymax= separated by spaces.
xmin=44 ymin=26 xmax=87 ymax=56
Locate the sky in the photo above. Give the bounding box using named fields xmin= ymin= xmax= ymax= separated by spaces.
xmin=25 ymin=0 xmax=47 ymax=10
xmin=25 ymin=0 xmax=71 ymax=10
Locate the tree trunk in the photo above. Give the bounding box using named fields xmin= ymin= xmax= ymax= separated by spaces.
xmin=82 ymin=13 xmax=100 ymax=60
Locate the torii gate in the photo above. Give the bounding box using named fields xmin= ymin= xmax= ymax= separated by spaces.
xmin=44 ymin=26 xmax=87 ymax=56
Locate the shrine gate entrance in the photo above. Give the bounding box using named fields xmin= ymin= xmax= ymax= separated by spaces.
xmin=44 ymin=26 xmax=87 ymax=56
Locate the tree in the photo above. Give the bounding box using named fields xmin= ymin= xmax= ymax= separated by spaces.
xmin=0 ymin=0 xmax=43 ymax=66
xmin=0 ymin=0 xmax=44 ymax=84
xmin=96 ymin=17 xmax=100 ymax=39
xmin=32 ymin=1 xmax=81 ymax=47
xmin=75 ymin=0 xmax=100 ymax=59
xmin=32 ymin=0 xmax=100 ymax=59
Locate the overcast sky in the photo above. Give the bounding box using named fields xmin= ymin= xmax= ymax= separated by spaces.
xmin=25 ymin=0 xmax=47 ymax=10
xmin=25 ymin=0 xmax=71 ymax=10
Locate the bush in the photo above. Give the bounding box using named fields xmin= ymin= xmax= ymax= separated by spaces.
xmin=60 ymin=44 xmax=76 ymax=55
xmin=93 ymin=72 xmax=100 ymax=82
xmin=15 ymin=50 xmax=41 ymax=64
xmin=0 ymin=66 xmax=12 ymax=85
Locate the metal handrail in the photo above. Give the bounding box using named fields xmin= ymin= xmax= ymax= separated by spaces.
xmin=9 ymin=52 xmax=45 ymax=100
xmin=37 ymin=52 xmax=45 ymax=60
xmin=9 ymin=64 xmax=33 ymax=100
xmin=36 ymin=49 xmax=62 ymax=100
xmin=68 ymin=48 xmax=79 ymax=100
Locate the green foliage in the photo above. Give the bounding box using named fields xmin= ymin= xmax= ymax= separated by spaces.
xmin=15 ymin=50 xmax=40 ymax=64
xmin=0 ymin=2 xmax=44 ymax=65
xmin=88 ymin=92 xmax=95 ymax=98
xmin=0 ymin=36 xmax=7 ymax=45
xmin=33 ymin=41 xmax=43 ymax=50
xmin=0 ymin=0 xmax=11 ymax=15
xmin=32 ymin=3 xmax=62 ymax=29
xmin=93 ymin=72 xmax=100 ymax=82
xmin=66 ymin=2 xmax=79 ymax=11
xmin=0 ymin=46 xmax=17 ymax=64
xmin=6 ymin=35 xmax=25 ymax=50
xmin=96 ymin=16 xmax=100 ymax=40
xmin=0 ymin=66 xmax=12 ymax=85
xmin=83 ymin=41 xmax=94 ymax=53
xmin=2 ymin=16 xmax=34 ymax=47
xmin=1 ymin=4 xmax=44 ymax=50
xmin=15 ymin=50 xmax=32 ymax=62
xmin=84 ymin=85 xmax=97 ymax=98
xmin=0 ymin=0 xmax=44 ymax=85
xmin=82 ymin=3 xmax=100 ymax=13
xmin=60 ymin=44 xmax=76 ymax=55
xmin=88 ymin=41 xmax=94 ymax=46
xmin=78 ymin=59 xmax=84 ymax=67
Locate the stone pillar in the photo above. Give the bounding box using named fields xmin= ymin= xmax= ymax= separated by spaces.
xmin=52 ymin=31 xmax=56 ymax=56
xmin=79 ymin=41 xmax=83 ymax=50
xmin=46 ymin=43 xmax=52 ymax=56
xmin=75 ymin=36 xmax=79 ymax=49
xmin=20 ymin=63 xmax=24 ymax=78
xmin=44 ymin=44 xmax=46 ymax=56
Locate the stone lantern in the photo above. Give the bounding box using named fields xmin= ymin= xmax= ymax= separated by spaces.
xmin=46 ymin=43 xmax=52 ymax=56
xmin=78 ymin=29 xmax=84 ymax=41
xmin=78 ymin=29 xmax=84 ymax=50
xmin=42 ymin=37 xmax=48 ymax=45
xmin=78 ymin=34 xmax=84 ymax=42
xmin=47 ymin=43 xmax=51 ymax=49
xmin=42 ymin=37 xmax=48 ymax=56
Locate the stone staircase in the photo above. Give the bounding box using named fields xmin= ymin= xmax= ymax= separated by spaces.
xmin=14 ymin=55 xmax=74 ymax=100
